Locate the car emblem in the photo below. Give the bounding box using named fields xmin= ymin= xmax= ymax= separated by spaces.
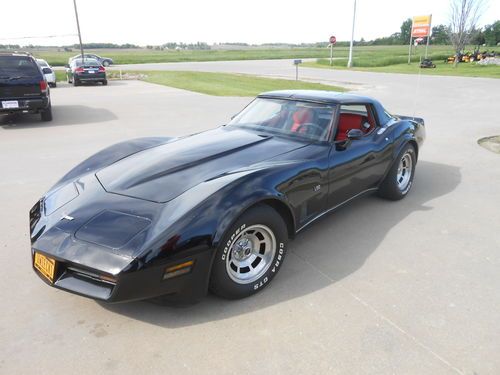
xmin=61 ymin=214 xmax=74 ymax=221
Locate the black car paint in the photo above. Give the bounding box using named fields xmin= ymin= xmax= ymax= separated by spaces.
xmin=67 ymin=60 xmax=106 ymax=84
xmin=30 ymin=91 xmax=425 ymax=303
xmin=0 ymin=53 xmax=50 ymax=115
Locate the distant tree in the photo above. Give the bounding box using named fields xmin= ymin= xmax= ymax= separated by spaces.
xmin=400 ymin=18 xmax=412 ymax=44
xmin=448 ymin=0 xmax=486 ymax=63
xmin=470 ymin=28 xmax=485 ymax=46
xmin=483 ymin=20 xmax=500 ymax=46
xmin=431 ymin=24 xmax=450 ymax=44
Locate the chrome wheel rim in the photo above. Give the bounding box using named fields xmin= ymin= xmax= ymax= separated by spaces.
xmin=226 ymin=224 xmax=276 ymax=284
xmin=397 ymin=152 xmax=413 ymax=191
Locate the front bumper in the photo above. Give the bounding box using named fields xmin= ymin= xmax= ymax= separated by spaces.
xmin=32 ymin=245 xmax=213 ymax=303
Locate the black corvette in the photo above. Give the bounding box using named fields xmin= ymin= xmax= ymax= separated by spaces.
xmin=30 ymin=90 xmax=425 ymax=303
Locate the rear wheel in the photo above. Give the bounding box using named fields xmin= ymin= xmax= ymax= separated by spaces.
xmin=210 ymin=205 xmax=288 ymax=299
xmin=102 ymin=80 xmax=108 ymax=85
xmin=378 ymin=144 xmax=416 ymax=200
xmin=40 ymin=104 xmax=53 ymax=122
xmin=73 ymin=79 xmax=79 ymax=87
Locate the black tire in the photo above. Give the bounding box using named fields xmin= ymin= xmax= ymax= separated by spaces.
xmin=102 ymin=80 xmax=108 ymax=85
xmin=73 ymin=79 xmax=79 ymax=87
xmin=102 ymin=60 xmax=110 ymax=67
xmin=377 ymin=143 xmax=416 ymax=200
xmin=210 ymin=205 xmax=288 ymax=299
xmin=40 ymin=104 xmax=53 ymax=122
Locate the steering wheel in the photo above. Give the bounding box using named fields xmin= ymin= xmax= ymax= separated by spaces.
xmin=295 ymin=123 xmax=324 ymax=136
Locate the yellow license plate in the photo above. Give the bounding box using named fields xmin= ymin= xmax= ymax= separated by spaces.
xmin=34 ymin=252 xmax=56 ymax=283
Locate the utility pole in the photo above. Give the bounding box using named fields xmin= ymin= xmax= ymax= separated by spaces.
xmin=73 ymin=0 xmax=84 ymax=62
xmin=347 ymin=0 xmax=357 ymax=68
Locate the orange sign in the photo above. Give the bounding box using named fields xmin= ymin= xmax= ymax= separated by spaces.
xmin=411 ymin=15 xmax=432 ymax=37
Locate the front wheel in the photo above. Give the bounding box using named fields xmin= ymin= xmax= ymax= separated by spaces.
xmin=210 ymin=205 xmax=288 ymax=299
xmin=378 ymin=144 xmax=416 ymax=200
xmin=102 ymin=60 xmax=110 ymax=67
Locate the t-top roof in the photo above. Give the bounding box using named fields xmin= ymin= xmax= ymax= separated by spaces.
xmin=258 ymin=90 xmax=378 ymax=105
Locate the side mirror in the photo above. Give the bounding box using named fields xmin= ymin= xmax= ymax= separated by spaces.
xmin=347 ymin=128 xmax=364 ymax=140
xmin=64 ymin=64 xmax=69 ymax=68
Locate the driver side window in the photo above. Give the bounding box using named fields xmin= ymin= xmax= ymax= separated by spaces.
xmin=335 ymin=104 xmax=377 ymax=141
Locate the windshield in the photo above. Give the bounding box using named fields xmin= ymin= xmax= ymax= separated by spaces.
xmin=0 ymin=56 xmax=40 ymax=77
xmin=228 ymin=98 xmax=335 ymax=141
xmin=37 ymin=59 xmax=49 ymax=67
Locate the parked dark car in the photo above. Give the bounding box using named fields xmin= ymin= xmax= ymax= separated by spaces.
xmin=0 ymin=52 xmax=52 ymax=121
xmin=66 ymin=58 xmax=107 ymax=86
xmin=69 ymin=53 xmax=113 ymax=66
xmin=29 ymin=90 xmax=425 ymax=303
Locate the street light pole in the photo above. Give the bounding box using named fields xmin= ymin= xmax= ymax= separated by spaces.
xmin=347 ymin=0 xmax=357 ymax=68
xmin=73 ymin=0 xmax=84 ymax=62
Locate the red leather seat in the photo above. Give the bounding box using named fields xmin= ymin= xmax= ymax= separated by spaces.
xmin=290 ymin=108 xmax=314 ymax=133
xmin=335 ymin=113 xmax=364 ymax=141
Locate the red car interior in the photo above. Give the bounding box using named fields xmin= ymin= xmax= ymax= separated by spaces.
xmin=290 ymin=108 xmax=314 ymax=133
xmin=335 ymin=109 xmax=375 ymax=141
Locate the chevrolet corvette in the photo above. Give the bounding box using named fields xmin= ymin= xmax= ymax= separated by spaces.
xmin=30 ymin=90 xmax=425 ymax=303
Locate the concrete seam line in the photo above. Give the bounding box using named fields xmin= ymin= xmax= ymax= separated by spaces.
xmin=290 ymin=250 xmax=465 ymax=375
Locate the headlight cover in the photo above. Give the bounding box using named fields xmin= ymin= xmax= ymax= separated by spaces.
xmin=44 ymin=183 xmax=79 ymax=216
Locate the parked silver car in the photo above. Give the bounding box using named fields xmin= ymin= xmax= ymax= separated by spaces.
xmin=36 ymin=59 xmax=57 ymax=88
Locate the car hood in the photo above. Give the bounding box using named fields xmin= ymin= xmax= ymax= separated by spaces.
xmin=96 ymin=127 xmax=306 ymax=203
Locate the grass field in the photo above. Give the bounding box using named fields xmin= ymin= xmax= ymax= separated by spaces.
xmin=135 ymin=71 xmax=345 ymax=96
xmin=26 ymin=45 xmax=487 ymax=67
xmin=32 ymin=48 xmax=330 ymax=66
xmin=55 ymin=70 xmax=345 ymax=96
xmin=304 ymin=58 xmax=500 ymax=78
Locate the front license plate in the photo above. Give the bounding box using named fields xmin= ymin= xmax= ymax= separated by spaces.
xmin=2 ymin=100 xmax=19 ymax=109
xmin=34 ymin=252 xmax=56 ymax=283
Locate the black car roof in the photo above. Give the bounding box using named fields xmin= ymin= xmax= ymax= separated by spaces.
xmin=257 ymin=90 xmax=378 ymax=105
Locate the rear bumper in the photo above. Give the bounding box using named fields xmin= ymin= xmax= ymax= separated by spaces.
xmin=75 ymin=73 xmax=106 ymax=81
xmin=0 ymin=97 xmax=49 ymax=114
xmin=31 ymin=246 xmax=213 ymax=304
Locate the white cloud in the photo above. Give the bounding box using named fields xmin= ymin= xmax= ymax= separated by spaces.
xmin=0 ymin=0 xmax=497 ymax=46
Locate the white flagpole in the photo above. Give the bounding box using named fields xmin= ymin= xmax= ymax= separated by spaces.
xmin=347 ymin=0 xmax=357 ymax=68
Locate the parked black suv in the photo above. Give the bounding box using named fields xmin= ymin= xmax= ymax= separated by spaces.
xmin=0 ymin=52 xmax=52 ymax=121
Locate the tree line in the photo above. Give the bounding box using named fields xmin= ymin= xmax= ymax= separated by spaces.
xmin=359 ymin=19 xmax=499 ymax=47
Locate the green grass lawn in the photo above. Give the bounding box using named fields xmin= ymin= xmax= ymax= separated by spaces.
xmin=25 ymin=45 xmax=491 ymax=67
xmin=32 ymin=48 xmax=331 ymax=66
xmin=304 ymin=59 xmax=500 ymax=78
xmin=129 ymin=71 xmax=346 ymax=96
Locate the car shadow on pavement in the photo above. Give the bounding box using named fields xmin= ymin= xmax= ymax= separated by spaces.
xmin=0 ymin=105 xmax=117 ymax=129
xmin=100 ymin=160 xmax=461 ymax=328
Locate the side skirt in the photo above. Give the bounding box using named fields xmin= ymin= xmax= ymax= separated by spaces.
xmin=296 ymin=188 xmax=378 ymax=233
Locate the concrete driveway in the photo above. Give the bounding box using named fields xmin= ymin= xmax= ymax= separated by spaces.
xmin=0 ymin=68 xmax=499 ymax=375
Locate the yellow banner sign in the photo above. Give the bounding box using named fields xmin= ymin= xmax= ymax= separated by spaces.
xmin=411 ymin=14 xmax=432 ymax=37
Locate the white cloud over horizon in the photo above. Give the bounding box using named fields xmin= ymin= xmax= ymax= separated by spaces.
xmin=1 ymin=0 xmax=498 ymax=46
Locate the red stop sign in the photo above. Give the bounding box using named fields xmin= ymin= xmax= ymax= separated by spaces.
xmin=329 ymin=36 xmax=336 ymax=44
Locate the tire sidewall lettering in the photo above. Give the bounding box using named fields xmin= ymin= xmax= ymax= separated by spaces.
xmin=221 ymin=224 xmax=246 ymax=261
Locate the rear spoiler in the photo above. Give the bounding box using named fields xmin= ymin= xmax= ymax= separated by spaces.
xmin=396 ymin=115 xmax=425 ymax=126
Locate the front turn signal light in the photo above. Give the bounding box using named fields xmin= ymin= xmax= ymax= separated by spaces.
xmin=163 ymin=260 xmax=194 ymax=280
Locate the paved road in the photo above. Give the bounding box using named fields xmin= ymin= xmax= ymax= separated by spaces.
xmin=1 ymin=65 xmax=499 ymax=375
